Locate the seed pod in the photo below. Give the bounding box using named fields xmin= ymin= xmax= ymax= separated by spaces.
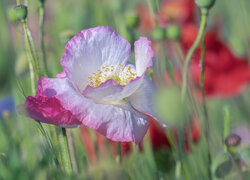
xmin=7 ymin=7 xmax=17 ymax=23
xmin=15 ymin=5 xmax=28 ymax=21
xmin=195 ymin=0 xmax=216 ymax=9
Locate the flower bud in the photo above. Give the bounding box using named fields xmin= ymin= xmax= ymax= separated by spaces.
xmin=7 ymin=7 xmax=17 ymax=23
xmin=15 ymin=5 xmax=28 ymax=21
xmin=225 ymin=134 xmax=241 ymax=147
xmin=165 ymin=25 xmax=181 ymax=41
xmin=125 ymin=12 xmax=139 ymax=28
xmin=151 ymin=27 xmax=165 ymax=41
xmin=195 ymin=0 xmax=215 ymax=9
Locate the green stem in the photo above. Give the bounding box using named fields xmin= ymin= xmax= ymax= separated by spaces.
xmin=66 ymin=129 xmax=78 ymax=174
xmin=200 ymin=25 xmax=212 ymax=180
xmin=181 ymin=9 xmax=208 ymax=99
xmin=160 ymin=40 xmax=176 ymax=84
xmin=39 ymin=2 xmax=50 ymax=77
xmin=175 ymin=128 xmax=184 ymax=180
xmin=36 ymin=122 xmax=59 ymax=166
xmin=22 ymin=21 xmax=40 ymax=79
xmin=17 ymin=1 xmax=61 ymax=168
xmin=241 ymin=0 xmax=250 ymax=63
xmin=116 ymin=142 xmax=121 ymax=164
xmin=16 ymin=0 xmax=21 ymax=5
xmin=59 ymin=128 xmax=73 ymax=174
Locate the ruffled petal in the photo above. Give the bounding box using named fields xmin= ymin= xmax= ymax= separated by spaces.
xmin=61 ymin=26 xmax=131 ymax=91
xmin=25 ymin=77 xmax=149 ymax=143
xmin=25 ymin=78 xmax=82 ymax=127
xmin=134 ymin=37 xmax=154 ymax=76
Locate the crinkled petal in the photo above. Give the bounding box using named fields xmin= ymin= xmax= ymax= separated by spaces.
xmin=61 ymin=26 xmax=131 ymax=91
xmin=134 ymin=37 xmax=154 ymax=76
xmin=25 ymin=77 xmax=149 ymax=143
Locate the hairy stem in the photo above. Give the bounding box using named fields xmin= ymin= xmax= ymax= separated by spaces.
xmin=200 ymin=31 xmax=212 ymax=180
xmin=181 ymin=9 xmax=208 ymax=99
xmin=59 ymin=128 xmax=73 ymax=174
xmin=39 ymin=2 xmax=50 ymax=76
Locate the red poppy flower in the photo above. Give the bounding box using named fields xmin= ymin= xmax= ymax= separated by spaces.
xmin=137 ymin=4 xmax=156 ymax=32
xmin=181 ymin=23 xmax=250 ymax=97
xmin=158 ymin=0 xmax=195 ymax=25
xmin=149 ymin=117 xmax=201 ymax=152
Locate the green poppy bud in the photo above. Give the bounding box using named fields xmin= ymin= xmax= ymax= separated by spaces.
xmin=125 ymin=12 xmax=139 ymax=28
xmin=152 ymin=27 xmax=165 ymax=41
xmin=7 ymin=7 xmax=17 ymax=23
xmin=165 ymin=25 xmax=181 ymax=41
xmin=225 ymin=134 xmax=241 ymax=147
xmin=195 ymin=0 xmax=215 ymax=9
xmin=15 ymin=5 xmax=28 ymax=21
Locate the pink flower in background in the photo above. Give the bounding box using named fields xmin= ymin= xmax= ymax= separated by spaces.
xmin=24 ymin=26 xmax=159 ymax=144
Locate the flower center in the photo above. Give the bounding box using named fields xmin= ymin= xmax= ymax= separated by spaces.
xmin=88 ymin=64 xmax=137 ymax=87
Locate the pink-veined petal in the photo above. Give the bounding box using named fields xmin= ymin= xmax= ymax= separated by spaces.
xmin=134 ymin=37 xmax=154 ymax=76
xmin=25 ymin=77 xmax=149 ymax=143
xmin=61 ymin=26 xmax=131 ymax=92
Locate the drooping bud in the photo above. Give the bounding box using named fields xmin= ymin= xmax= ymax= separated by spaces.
xmin=125 ymin=12 xmax=139 ymax=28
xmin=151 ymin=27 xmax=165 ymax=41
xmin=165 ymin=24 xmax=181 ymax=41
xmin=15 ymin=5 xmax=28 ymax=21
xmin=225 ymin=134 xmax=241 ymax=147
xmin=195 ymin=0 xmax=215 ymax=9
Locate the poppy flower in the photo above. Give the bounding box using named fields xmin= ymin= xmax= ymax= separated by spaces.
xmin=149 ymin=117 xmax=200 ymax=152
xmin=137 ymin=4 xmax=156 ymax=32
xmin=181 ymin=23 xmax=250 ymax=97
xmin=158 ymin=0 xmax=195 ymax=25
xmin=24 ymin=26 xmax=161 ymax=144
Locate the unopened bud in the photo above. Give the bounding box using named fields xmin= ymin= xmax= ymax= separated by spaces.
xmin=225 ymin=134 xmax=241 ymax=147
xmin=152 ymin=27 xmax=165 ymax=41
xmin=165 ymin=25 xmax=181 ymax=41
xmin=15 ymin=5 xmax=28 ymax=21
xmin=195 ymin=0 xmax=215 ymax=9
xmin=125 ymin=12 xmax=139 ymax=28
xmin=7 ymin=7 xmax=17 ymax=23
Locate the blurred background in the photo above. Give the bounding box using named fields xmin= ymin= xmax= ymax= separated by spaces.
xmin=0 ymin=0 xmax=250 ymax=179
